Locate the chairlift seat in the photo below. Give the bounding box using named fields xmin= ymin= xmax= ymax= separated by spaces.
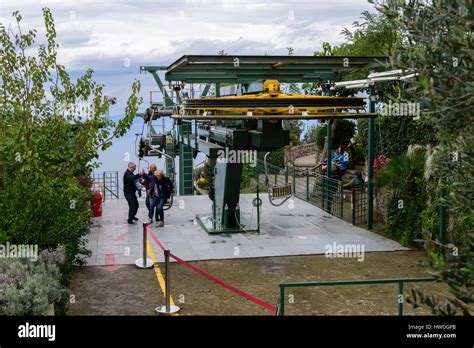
xmin=270 ymin=184 xmax=292 ymax=200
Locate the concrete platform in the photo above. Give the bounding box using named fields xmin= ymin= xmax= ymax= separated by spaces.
xmin=85 ymin=195 xmax=408 ymax=266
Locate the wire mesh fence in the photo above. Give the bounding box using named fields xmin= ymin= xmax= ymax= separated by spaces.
xmin=351 ymin=183 xmax=368 ymax=225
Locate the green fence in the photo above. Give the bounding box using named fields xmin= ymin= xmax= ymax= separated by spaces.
xmin=352 ymin=183 xmax=368 ymax=225
xmin=253 ymin=160 xmax=344 ymax=219
xmin=92 ymin=171 xmax=119 ymax=199
xmin=278 ymin=277 xmax=436 ymax=316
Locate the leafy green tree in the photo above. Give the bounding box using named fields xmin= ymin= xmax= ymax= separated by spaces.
xmin=307 ymin=11 xmax=437 ymax=166
xmin=375 ymin=0 xmax=473 ymax=315
xmin=315 ymin=120 xmax=355 ymax=151
xmin=283 ymin=120 xmax=304 ymax=146
xmin=0 ymin=8 xmax=141 ymax=314
xmin=302 ymin=123 xmax=318 ymax=144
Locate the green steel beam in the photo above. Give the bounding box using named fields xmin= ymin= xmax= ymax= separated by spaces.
xmin=200 ymin=83 xmax=211 ymax=97
xmin=182 ymin=136 xmax=223 ymax=158
xmin=367 ymin=87 xmax=375 ymax=229
xmin=140 ymin=65 xmax=168 ymax=72
xmin=166 ymin=55 xmax=388 ymax=71
xmin=150 ymin=71 xmax=174 ymax=107
xmin=165 ymin=72 xmax=337 ymax=83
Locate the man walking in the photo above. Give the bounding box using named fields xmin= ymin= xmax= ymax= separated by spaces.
xmin=123 ymin=162 xmax=144 ymax=224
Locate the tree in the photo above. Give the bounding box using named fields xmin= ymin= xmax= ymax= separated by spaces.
xmin=0 ymin=8 xmax=142 ymax=314
xmin=375 ymin=0 xmax=473 ymax=315
xmin=304 ymin=11 xmax=405 ymax=167
xmin=302 ymin=123 xmax=319 ymax=144
xmin=315 ymin=120 xmax=355 ymax=151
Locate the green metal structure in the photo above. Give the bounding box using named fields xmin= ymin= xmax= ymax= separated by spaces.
xmin=278 ymin=277 xmax=436 ymax=316
xmin=139 ymin=55 xmax=387 ymax=233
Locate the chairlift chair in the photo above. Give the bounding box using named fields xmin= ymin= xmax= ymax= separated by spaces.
xmin=263 ymin=152 xmax=292 ymax=206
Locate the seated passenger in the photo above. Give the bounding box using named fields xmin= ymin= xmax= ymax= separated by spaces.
xmin=321 ymin=145 xmax=348 ymax=180
xmin=197 ymin=171 xmax=208 ymax=189
xmin=343 ymin=170 xmax=364 ymax=189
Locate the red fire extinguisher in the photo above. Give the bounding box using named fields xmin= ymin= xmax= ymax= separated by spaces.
xmin=91 ymin=191 xmax=103 ymax=217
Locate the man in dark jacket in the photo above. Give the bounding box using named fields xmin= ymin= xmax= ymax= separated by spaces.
xmin=147 ymin=169 xmax=173 ymax=227
xmin=123 ymin=162 xmax=144 ymax=224
xmin=141 ymin=163 xmax=157 ymax=215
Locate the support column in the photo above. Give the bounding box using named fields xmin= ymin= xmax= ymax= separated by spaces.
xmin=367 ymin=86 xmax=375 ymax=229
xmin=178 ymin=120 xmax=194 ymax=195
xmin=439 ymin=139 xmax=447 ymax=246
xmin=165 ymin=134 xmax=175 ymax=183
xmin=326 ymin=120 xmax=333 ymax=177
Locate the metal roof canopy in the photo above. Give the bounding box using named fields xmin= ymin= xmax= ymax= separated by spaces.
xmin=160 ymin=55 xmax=388 ymax=83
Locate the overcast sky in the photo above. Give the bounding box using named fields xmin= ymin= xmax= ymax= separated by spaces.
xmin=0 ymin=0 xmax=375 ymax=112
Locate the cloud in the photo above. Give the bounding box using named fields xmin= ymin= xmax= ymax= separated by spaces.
xmin=0 ymin=0 xmax=375 ymax=110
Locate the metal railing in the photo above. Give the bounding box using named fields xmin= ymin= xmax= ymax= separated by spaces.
xmin=91 ymin=171 xmax=119 ymax=200
xmin=352 ymin=183 xmax=368 ymax=225
xmin=278 ymin=277 xmax=436 ymax=316
xmin=253 ymin=160 xmax=344 ymax=219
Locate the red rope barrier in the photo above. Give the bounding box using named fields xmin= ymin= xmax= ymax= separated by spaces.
xmin=146 ymin=226 xmax=277 ymax=313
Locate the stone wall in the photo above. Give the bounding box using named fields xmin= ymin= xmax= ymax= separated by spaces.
xmin=285 ymin=143 xmax=319 ymax=163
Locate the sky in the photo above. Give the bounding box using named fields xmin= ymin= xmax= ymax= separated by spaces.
xmin=0 ymin=0 xmax=376 ymax=176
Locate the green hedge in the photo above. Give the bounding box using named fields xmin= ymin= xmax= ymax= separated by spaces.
xmin=0 ymin=173 xmax=91 ymax=313
xmin=356 ymin=116 xmax=437 ymax=159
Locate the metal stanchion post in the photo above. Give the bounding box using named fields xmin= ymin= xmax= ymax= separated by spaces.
xmin=156 ymin=250 xmax=181 ymax=315
xmin=135 ymin=222 xmax=154 ymax=269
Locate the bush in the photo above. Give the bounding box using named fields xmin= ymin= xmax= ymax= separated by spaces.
xmin=356 ymin=116 xmax=437 ymax=159
xmin=0 ymin=173 xmax=91 ymax=314
xmin=376 ymin=149 xmax=428 ymax=246
xmin=0 ymin=247 xmax=66 ymax=315
xmin=386 ymin=191 xmax=426 ymax=246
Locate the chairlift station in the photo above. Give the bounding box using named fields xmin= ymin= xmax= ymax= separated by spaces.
xmin=138 ymin=55 xmax=386 ymax=234
xmin=87 ymin=54 xmax=413 ymax=267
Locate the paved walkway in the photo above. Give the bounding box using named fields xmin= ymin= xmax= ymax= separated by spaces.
xmin=85 ymin=194 xmax=407 ymax=266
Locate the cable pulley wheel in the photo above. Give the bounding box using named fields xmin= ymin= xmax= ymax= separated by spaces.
xmin=252 ymin=197 xmax=263 ymax=208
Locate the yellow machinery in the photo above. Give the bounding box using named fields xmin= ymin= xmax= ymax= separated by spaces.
xmin=183 ymin=80 xmax=366 ymax=117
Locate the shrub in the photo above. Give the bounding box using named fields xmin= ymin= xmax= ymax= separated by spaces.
xmin=0 ymin=247 xmax=66 ymax=315
xmin=376 ymin=149 xmax=427 ymax=245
